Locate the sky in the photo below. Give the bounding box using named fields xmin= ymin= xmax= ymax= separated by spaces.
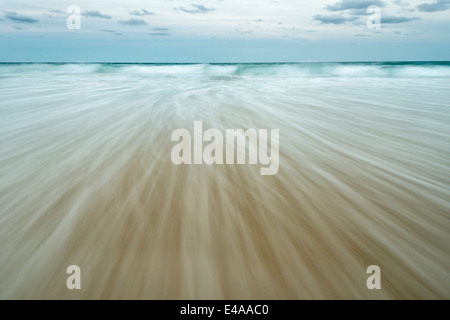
xmin=0 ymin=0 xmax=449 ymax=62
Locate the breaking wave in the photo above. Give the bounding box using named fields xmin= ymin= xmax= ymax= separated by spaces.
xmin=1 ymin=61 xmax=450 ymax=78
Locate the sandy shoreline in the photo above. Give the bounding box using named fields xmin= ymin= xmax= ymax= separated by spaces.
xmin=1 ymin=67 xmax=449 ymax=299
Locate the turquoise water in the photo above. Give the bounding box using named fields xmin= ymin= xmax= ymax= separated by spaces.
xmin=2 ymin=61 xmax=450 ymax=77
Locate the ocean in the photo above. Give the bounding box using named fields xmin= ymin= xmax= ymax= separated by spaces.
xmin=0 ymin=62 xmax=449 ymax=299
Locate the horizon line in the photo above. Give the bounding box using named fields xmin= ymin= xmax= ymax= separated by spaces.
xmin=1 ymin=60 xmax=450 ymax=64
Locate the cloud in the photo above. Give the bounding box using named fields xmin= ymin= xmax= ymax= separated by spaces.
xmin=237 ymin=30 xmax=254 ymax=35
xmin=118 ymin=19 xmax=148 ymax=26
xmin=49 ymin=10 xmax=65 ymax=15
xmin=417 ymin=0 xmax=450 ymax=12
xmin=100 ymin=29 xmax=123 ymax=35
xmin=175 ymin=4 xmax=215 ymax=14
xmin=326 ymin=0 xmax=385 ymax=11
xmin=313 ymin=14 xmax=358 ymax=24
xmin=149 ymin=32 xmax=171 ymax=36
xmin=382 ymin=15 xmax=420 ymax=23
xmin=130 ymin=9 xmax=156 ymax=16
xmin=152 ymin=27 xmax=171 ymax=32
xmin=4 ymin=11 xmax=38 ymax=24
xmin=317 ymin=1 xmax=418 ymax=26
xmin=149 ymin=27 xmax=171 ymax=36
xmin=82 ymin=11 xmax=112 ymax=19
xmin=325 ymin=0 xmax=386 ymax=16
xmin=392 ymin=0 xmax=410 ymax=6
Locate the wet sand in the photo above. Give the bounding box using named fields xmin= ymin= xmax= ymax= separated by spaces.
xmin=0 ymin=67 xmax=449 ymax=299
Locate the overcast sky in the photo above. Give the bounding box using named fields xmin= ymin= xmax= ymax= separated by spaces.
xmin=1 ymin=0 xmax=449 ymax=62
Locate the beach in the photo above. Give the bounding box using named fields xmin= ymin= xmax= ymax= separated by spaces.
xmin=0 ymin=62 xmax=449 ymax=299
